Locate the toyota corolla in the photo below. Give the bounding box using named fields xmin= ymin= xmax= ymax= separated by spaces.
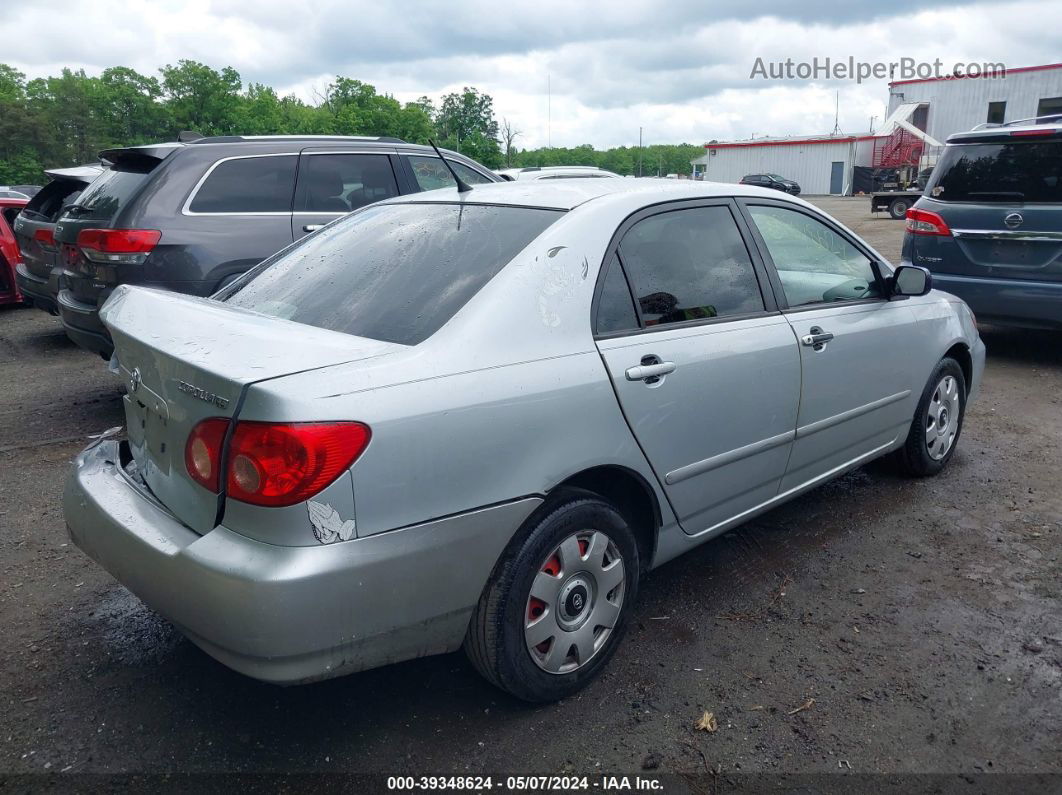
xmin=65 ymin=179 xmax=984 ymax=702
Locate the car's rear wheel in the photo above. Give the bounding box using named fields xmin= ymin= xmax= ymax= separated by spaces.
xmin=464 ymin=490 xmax=639 ymax=702
xmin=893 ymin=357 xmax=966 ymax=477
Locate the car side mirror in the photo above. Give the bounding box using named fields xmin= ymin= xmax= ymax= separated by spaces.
xmin=891 ymin=265 xmax=932 ymax=298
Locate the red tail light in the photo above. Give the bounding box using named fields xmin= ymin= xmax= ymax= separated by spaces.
xmin=33 ymin=228 xmax=57 ymax=251
xmin=76 ymin=228 xmax=161 ymax=264
xmin=905 ymin=208 xmax=951 ymax=236
xmin=184 ymin=419 xmax=371 ymax=508
xmin=1010 ymin=128 xmax=1056 ymax=137
xmin=184 ymin=418 xmax=229 ymax=492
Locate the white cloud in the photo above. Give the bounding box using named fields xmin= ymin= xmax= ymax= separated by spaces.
xmin=1 ymin=0 xmax=1059 ymax=150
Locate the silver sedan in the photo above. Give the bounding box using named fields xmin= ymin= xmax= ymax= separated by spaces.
xmin=65 ymin=179 xmax=984 ymax=701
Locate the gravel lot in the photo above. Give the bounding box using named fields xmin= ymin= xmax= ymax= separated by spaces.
xmin=1 ymin=196 xmax=1059 ymax=787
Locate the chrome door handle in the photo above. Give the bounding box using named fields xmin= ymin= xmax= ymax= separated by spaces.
xmin=625 ymin=361 xmax=676 ymax=381
xmin=800 ymin=327 xmax=834 ymax=349
xmin=302 ymin=224 xmax=323 ymax=233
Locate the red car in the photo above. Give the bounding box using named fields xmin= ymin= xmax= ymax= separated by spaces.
xmin=1 ymin=196 xmax=29 ymax=305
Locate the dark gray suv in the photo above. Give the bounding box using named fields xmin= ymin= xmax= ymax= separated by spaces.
xmin=53 ymin=135 xmax=501 ymax=357
xmin=901 ymin=117 xmax=1062 ymax=329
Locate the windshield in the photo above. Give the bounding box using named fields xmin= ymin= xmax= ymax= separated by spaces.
xmin=223 ymin=202 xmax=564 ymax=345
xmin=928 ymin=139 xmax=1062 ymax=203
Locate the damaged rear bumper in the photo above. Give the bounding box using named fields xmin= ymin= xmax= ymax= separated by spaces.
xmin=64 ymin=439 xmax=540 ymax=683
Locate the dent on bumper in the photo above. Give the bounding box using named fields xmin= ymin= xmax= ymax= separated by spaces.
xmin=65 ymin=440 xmax=541 ymax=683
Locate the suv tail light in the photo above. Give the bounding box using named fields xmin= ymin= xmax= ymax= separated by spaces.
xmin=905 ymin=208 xmax=951 ymax=236
xmin=33 ymin=228 xmax=57 ymax=252
xmin=184 ymin=419 xmax=371 ymax=508
xmin=76 ymin=228 xmax=161 ymax=264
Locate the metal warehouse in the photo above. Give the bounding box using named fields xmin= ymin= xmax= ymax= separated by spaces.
xmin=691 ymin=134 xmax=876 ymax=194
xmin=692 ymin=62 xmax=1062 ymax=194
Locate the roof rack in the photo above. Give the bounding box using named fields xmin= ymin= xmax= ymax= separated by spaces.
xmin=519 ymin=165 xmax=601 ymax=172
xmin=971 ymin=113 xmax=1062 ymax=131
xmin=186 ymin=134 xmax=406 ymax=145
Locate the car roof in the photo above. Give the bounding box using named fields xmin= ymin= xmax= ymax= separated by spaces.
xmin=384 ymin=178 xmax=806 ymax=211
xmin=948 ymin=116 xmax=1062 ymax=143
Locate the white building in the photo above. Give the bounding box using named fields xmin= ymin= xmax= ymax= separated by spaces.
xmin=691 ymin=62 xmax=1062 ymax=195
xmin=691 ymin=134 xmax=876 ymax=194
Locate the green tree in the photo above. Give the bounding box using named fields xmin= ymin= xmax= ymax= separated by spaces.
xmin=160 ymin=60 xmax=242 ymax=135
xmin=96 ymin=67 xmax=170 ymax=145
xmin=436 ymin=87 xmax=501 ymax=167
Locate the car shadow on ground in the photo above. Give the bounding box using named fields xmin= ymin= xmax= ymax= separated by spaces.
xmin=978 ymin=324 xmax=1062 ymax=367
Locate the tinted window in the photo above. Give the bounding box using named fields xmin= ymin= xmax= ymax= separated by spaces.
xmin=407 ymin=156 xmax=494 ymax=191
xmin=748 ymin=205 xmax=881 ymax=306
xmin=64 ymin=165 xmax=153 ymax=222
xmin=596 ymin=256 xmax=638 ymax=334
xmin=189 ymin=155 xmax=297 ymax=213
xmin=224 ymin=203 xmax=562 ymax=344
xmin=618 ymin=206 xmax=764 ymax=327
xmin=928 ymin=141 xmax=1062 ymax=203
xmin=24 ymin=179 xmax=86 ymax=221
xmin=295 ymin=154 xmax=399 ymax=213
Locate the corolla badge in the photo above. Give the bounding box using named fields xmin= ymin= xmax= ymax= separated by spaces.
xmin=175 ymin=380 xmax=230 ymax=409
xmin=1004 ymin=212 xmax=1024 ymax=229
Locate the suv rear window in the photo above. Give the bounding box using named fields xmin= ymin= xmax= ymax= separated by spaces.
xmin=929 ymin=140 xmax=1062 ymax=203
xmin=223 ymin=203 xmax=563 ymax=344
xmin=22 ymin=179 xmax=87 ymax=222
xmin=65 ymin=165 xmax=154 ymax=222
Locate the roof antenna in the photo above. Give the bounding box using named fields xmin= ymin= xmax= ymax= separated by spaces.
xmin=428 ymin=139 xmax=472 ymax=193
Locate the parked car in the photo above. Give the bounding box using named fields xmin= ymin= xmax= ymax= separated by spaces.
xmin=66 ymin=179 xmax=983 ymax=701
xmin=13 ymin=165 xmax=104 ymax=314
xmin=53 ymin=135 xmax=501 ymax=358
xmin=0 ymin=190 xmax=30 ymax=200
xmin=497 ymin=166 xmax=621 ymax=181
xmin=739 ymin=173 xmax=801 ymax=194
xmin=0 ymin=195 xmax=29 ymax=305
xmin=902 ymin=116 xmax=1062 ymax=328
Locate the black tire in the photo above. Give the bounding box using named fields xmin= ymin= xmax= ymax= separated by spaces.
xmin=464 ymin=490 xmax=640 ymax=702
xmin=888 ymin=197 xmax=910 ymax=219
xmin=893 ymin=357 xmax=966 ymax=477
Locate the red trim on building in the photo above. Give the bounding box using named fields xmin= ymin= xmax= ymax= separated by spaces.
xmin=704 ymin=135 xmax=876 ymax=150
xmin=889 ymin=62 xmax=1062 ymax=87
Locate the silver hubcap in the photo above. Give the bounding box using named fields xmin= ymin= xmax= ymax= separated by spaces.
xmin=524 ymin=530 xmax=625 ymax=674
xmin=926 ymin=374 xmax=961 ymax=460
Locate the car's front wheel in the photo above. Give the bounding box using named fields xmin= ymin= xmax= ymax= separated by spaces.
xmin=465 ymin=491 xmax=639 ymax=702
xmin=893 ymin=357 xmax=967 ymax=477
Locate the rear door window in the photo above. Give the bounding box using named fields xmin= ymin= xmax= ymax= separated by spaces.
xmin=295 ymin=153 xmax=399 ymax=213
xmin=617 ymin=205 xmax=765 ymax=327
xmin=64 ymin=166 xmax=154 ymax=222
xmin=929 ymin=140 xmax=1062 ymax=203
xmin=188 ymin=155 xmax=297 ymax=213
xmin=406 ymin=156 xmax=495 ymax=191
xmin=224 ymin=203 xmax=562 ymax=344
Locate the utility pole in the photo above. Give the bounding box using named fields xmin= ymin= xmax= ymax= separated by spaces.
xmin=547 ymin=73 xmax=551 ymax=149
xmin=638 ymin=127 xmax=643 ymax=177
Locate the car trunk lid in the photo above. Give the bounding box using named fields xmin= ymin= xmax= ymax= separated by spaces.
xmin=101 ymin=285 xmax=401 ymax=533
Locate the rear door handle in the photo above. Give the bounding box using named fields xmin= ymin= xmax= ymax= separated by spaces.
xmin=302 ymin=224 xmax=323 ymax=233
xmin=800 ymin=326 xmax=834 ymax=349
xmin=625 ymin=361 xmax=676 ymax=382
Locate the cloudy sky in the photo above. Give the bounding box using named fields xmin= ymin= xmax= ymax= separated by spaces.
xmin=2 ymin=0 xmax=1059 ymax=149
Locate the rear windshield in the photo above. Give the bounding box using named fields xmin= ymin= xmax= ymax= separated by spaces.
xmin=929 ymin=140 xmax=1062 ymax=203
xmin=223 ymin=202 xmax=563 ymax=345
xmin=22 ymin=179 xmax=87 ymax=222
xmin=63 ymin=164 xmax=154 ymax=222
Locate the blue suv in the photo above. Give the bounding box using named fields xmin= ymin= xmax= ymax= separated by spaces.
xmin=901 ymin=116 xmax=1062 ymax=328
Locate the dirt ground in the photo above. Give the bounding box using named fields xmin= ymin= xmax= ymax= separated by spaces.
xmin=0 ymin=196 xmax=1059 ymax=789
